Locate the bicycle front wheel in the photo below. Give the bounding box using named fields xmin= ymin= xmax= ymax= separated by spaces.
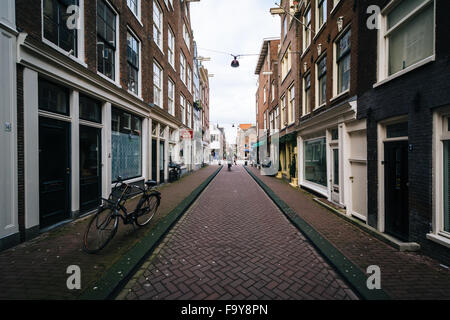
xmin=83 ymin=206 xmax=118 ymax=254
xmin=135 ymin=194 xmax=160 ymax=227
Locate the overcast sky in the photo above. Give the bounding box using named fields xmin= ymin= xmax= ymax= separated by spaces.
xmin=191 ymin=0 xmax=280 ymax=143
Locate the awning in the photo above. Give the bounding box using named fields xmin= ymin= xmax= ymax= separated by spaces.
xmin=279 ymin=132 xmax=297 ymax=144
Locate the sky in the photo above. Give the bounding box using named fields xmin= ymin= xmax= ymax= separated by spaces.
xmin=190 ymin=0 xmax=280 ymax=144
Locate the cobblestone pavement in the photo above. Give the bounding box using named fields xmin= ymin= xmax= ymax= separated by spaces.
xmin=247 ymin=167 xmax=450 ymax=300
xmin=119 ymin=165 xmax=358 ymax=300
xmin=0 ymin=166 xmax=218 ymax=300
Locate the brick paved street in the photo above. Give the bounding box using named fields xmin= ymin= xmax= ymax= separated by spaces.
xmin=247 ymin=167 xmax=450 ymax=300
xmin=0 ymin=166 xmax=218 ymax=300
xmin=119 ymin=165 xmax=358 ymax=300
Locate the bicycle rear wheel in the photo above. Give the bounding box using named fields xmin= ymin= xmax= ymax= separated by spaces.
xmin=83 ymin=206 xmax=118 ymax=254
xmin=135 ymin=194 xmax=160 ymax=227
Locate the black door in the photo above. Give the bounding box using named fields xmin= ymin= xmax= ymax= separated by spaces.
xmin=152 ymin=139 xmax=157 ymax=181
xmin=39 ymin=117 xmax=71 ymax=228
xmin=80 ymin=125 xmax=102 ymax=212
xmin=160 ymin=141 xmax=165 ymax=184
xmin=384 ymin=141 xmax=409 ymax=241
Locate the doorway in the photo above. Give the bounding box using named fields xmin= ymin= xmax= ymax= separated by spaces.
xmin=152 ymin=139 xmax=157 ymax=181
xmin=331 ymin=147 xmax=340 ymax=203
xmin=384 ymin=141 xmax=409 ymax=241
xmin=160 ymin=141 xmax=165 ymax=184
xmin=80 ymin=125 xmax=102 ymax=213
xmin=39 ymin=117 xmax=71 ymax=228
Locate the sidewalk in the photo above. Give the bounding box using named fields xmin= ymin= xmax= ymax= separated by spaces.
xmin=0 ymin=166 xmax=219 ymax=300
xmin=247 ymin=167 xmax=450 ymax=300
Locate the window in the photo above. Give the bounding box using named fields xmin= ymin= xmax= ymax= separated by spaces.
xmin=331 ymin=128 xmax=339 ymax=141
xmin=264 ymin=112 xmax=267 ymax=131
xmin=168 ymin=78 xmax=175 ymax=116
xmin=38 ymin=78 xmax=70 ymax=116
xmin=153 ymin=0 xmax=163 ymax=50
xmin=79 ymin=94 xmax=101 ymax=123
xmin=187 ymin=103 xmax=192 ymax=128
xmin=153 ymin=62 xmax=163 ymax=107
xmin=180 ymin=95 xmax=186 ymax=125
xmin=43 ymin=0 xmax=79 ymax=56
xmin=281 ymin=95 xmax=286 ymax=128
xmin=275 ymin=107 xmax=279 ymax=130
xmin=288 ymin=85 xmax=295 ymax=124
xmin=386 ymin=122 xmax=408 ymax=138
xmin=264 ymin=85 xmax=267 ymax=103
xmin=303 ymin=6 xmax=311 ymax=50
xmin=168 ymin=27 xmax=175 ymax=68
xmin=271 ymin=81 xmax=275 ymax=101
xmin=303 ymin=73 xmax=311 ymax=115
xmin=317 ymin=56 xmax=327 ymax=107
xmin=180 ymin=53 xmax=186 ymax=84
xmin=127 ymin=32 xmax=139 ymax=95
xmin=283 ymin=16 xmax=288 ymax=39
xmin=281 ymin=46 xmax=292 ymax=80
xmin=111 ymin=107 xmax=142 ymax=181
xmin=187 ymin=66 xmax=192 ymax=92
xmin=317 ymin=0 xmax=327 ymax=29
xmin=127 ymin=0 xmax=139 ymax=17
xmin=97 ymin=0 xmax=117 ymax=80
xmin=304 ymin=138 xmax=327 ymax=187
xmin=183 ymin=23 xmax=191 ymax=51
xmin=336 ymin=29 xmax=351 ymax=94
xmin=381 ymin=0 xmax=435 ymax=78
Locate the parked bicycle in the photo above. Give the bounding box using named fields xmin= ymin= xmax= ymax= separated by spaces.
xmin=169 ymin=162 xmax=181 ymax=182
xmin=83 ymin=177 xmax=161 ymax=254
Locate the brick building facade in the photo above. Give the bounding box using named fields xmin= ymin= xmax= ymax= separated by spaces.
xmin=0 ymin=0 xmax=209 ymax=249
xmin=261 ymin=0 xmax=450 ymax=264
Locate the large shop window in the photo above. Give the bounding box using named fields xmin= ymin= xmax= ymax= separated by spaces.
xmin=38 ymin=78 xmax=70 ymax=116
xmin=444 ymin=141 xmax=450 ymax=233
xmin=386 ymin=0 xmax=434 ymax=76
xmin=304 ymin=138 xmax=327 ymax=187
xmin=43 ymin=0 xmax=79 ymax=55
xmin=111 ymin=108 xmax=142 ymax=182
xmin=97 ymin=0 xmax=117 ymax=80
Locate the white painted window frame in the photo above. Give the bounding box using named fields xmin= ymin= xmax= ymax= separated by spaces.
xmin=376 ymin=0 xmax=436 ymax=86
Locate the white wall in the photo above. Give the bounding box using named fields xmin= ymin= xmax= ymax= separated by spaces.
xmin=0 ymin=0 xmax=18 ymax=240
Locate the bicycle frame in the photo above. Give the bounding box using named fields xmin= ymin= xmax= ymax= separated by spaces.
xmin=102 ymin=180 xmax=156 ymax=225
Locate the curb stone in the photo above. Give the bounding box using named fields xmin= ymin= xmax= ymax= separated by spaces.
xmin=244 ymin=166 xmax=390 ymax=300
xmin=79 ymin=166 xmax=223 ymax=300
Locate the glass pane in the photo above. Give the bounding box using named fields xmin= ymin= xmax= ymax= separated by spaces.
xmin=444 ymin=141 xmax=450 ymax=232
xmin=387 ymin=122 xmax=408 ymax=138
xmin=338 ymin=54 xmax=350 ymax=93
xmin=111 ymin=108 xmax=142 ymax=181
xmin=79 ymin=94 xmax=101 ymax=123
xmin=304 ymin=138 xmax=327 ymax=187
xmin=333 ymin=149 xmax=339 ymax=185
xmin=388 ymin=0 xmax=427 ymax=29
xmin=331 ymin=128 xmax=339 ymax=140
xmin=388 ymin=4 xmax=434 ymax=75
xmin=38 ymin=78 xmax=70 ymax=116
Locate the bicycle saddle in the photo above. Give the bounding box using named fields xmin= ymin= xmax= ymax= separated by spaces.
xmin=145 ymin=180 xmax=157 ymax=187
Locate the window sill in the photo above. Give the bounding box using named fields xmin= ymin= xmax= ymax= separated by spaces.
xmin=129 ymin=9 xmax=144 ymax=27
xmin=426 ymin=233 xmax=450 ymax=249
xmin=330 ymin=0 xmax=344 ymax=16
xmin=313 ymin=22 xmax=327 ymax=41
xmin=97 ymin=71 xmax=121 ymax=88
xmin=374 ymin=55 xmax=435 ymax=89
xmin=301 ymin=46 xmax=311 ymax=59
xmin=128 ymin=90 xmax=143 ymax=101
xmin=315 ymin=103 xmax=326 ymax=111
xmin=154 ymin=42 xmax=165 ymax=55
xmin=330 ymin=89 xmax=350 ymax=103
xmin=42 ymin=38 xmax=87 ymax=68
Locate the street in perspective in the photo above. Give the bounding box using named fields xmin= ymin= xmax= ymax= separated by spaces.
xmin=1 ymin=0 xmax=450 ymax=312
